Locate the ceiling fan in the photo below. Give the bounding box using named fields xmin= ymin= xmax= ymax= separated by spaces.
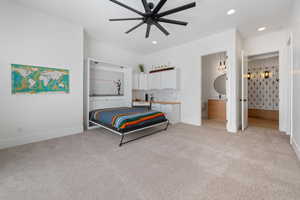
xmin=109 ymin=0 xmax=196 ymax=38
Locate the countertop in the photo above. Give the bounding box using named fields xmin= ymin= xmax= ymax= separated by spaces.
xmin=208 ymin=98 xmax=227 ymax=101
xmin=133 ymin=100 xmax=181 ymax=105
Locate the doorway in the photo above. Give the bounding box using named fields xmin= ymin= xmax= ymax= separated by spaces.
xmin=201 ymin=51 xmax=227 ymax=129
xmin=243 ymin=52 xmax=280 ymax=130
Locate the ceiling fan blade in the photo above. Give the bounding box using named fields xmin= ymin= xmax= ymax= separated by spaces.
xmin=125 ymin=21 xmax=145 ymax=34
xmin=153 ymin=21 xmax=169 ymax=36
xmin=146 ymin=23 xmax=151 ymax=38
xmin=156 ymin=2 xmax=196 ymax=18
xmin=153 ymin=0 xmax=167 ymax=14
xmin=109 ymin=17 xmax=144 ymax=21
xmin=110 ymin=0 xmax=144 ymax=16
xmin=142 ymin=0 xmax=151 ymax=13
xmin=157 ymin=18 xmax=188 ymax=26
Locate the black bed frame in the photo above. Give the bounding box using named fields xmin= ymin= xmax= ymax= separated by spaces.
xmin=89 ymin=120 xmax=169 ymax=146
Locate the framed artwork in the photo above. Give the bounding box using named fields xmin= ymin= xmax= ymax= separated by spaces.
xmin=11 ymin=64 xmax=69 ymax=94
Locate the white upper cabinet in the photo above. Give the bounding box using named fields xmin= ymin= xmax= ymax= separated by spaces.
xmin=133 ymin=73 xmax=148 ymax=90
xmin=149 ymin=69 xmax=179 ymax=90
xmin=148 ymin=72 xmax=161 ymax=90
xmin=134 ymin=69 xmax=179 ymax=90
xmin=161 ymin=70 xmax=178 ymax=89
xmin=139 ymin=73 xmax=148 ymax=90
xmin=133 ymin=73 xmax=139 ymax=90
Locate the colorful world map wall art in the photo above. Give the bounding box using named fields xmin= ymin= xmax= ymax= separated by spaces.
xmin=11 ymin=64 xmax=70 ymax=94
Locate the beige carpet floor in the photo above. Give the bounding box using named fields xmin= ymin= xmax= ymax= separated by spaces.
xmin=0 ymin=123 xmax=300 ymax=200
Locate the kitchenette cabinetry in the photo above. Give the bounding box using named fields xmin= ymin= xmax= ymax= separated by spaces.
xmin=160 ymin=70 xmax=178 ymax=89
xmin=148 ymin=72 xmax=161 ymax=90
xmin=151 ymin=102 xmax=181 ymax=124
xmin=133 ymin=73 xmax=148 ymax=90
xmin=208 ymin=99 xmax=226 ymax=121
xmin=134 ymin=69 xmax=179 ymax=90
xmin=133 ymin=68 xmax=180 ymax=124
xmin=148 ymin=69 xmax=179 ymax=90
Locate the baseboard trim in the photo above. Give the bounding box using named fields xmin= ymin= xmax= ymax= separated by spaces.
xmin=183 ymin=120 xmax=201 ymax=126
xmin=291 ymin=136 xmax=300 ymax=161
xmin=227 ymin=122 xmax=238 ymax=133
xmin=0 ymin=126 xmax=83 ymax=150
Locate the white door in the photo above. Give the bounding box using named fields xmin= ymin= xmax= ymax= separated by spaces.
xmin=241 ymin=51 xmax=249 ymax=131
xmin=161 ymin=70 xmax=177 ymax=89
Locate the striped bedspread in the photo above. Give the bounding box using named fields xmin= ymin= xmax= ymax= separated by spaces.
xmin=90 ymin=107 xmax=167 ymax=131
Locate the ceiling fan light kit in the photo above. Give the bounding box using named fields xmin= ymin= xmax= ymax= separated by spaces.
xmin=109 ymin=0 xmax=196 ymax=38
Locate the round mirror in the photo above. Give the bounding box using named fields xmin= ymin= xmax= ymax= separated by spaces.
xmin=214 ymin=74 xmax=226 ymax=95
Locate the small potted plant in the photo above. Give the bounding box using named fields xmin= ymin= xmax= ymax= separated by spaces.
xmin=138 ymin=64 xmax=145 ymax=73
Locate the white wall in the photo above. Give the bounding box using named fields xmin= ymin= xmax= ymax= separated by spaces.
xmin=85 ymin=36 xmax=142 ymax=68
xmin=141 ymin=29 xmax=239 ymax=132
xmin=290 ymin=0 xmax=300 ymax=160
xmin=0 ymin=1 xmax=84 ymax=149
xmin=244 ymin=31 xmax=289 ymax=56
xmin=244 ymin=30 xmax=290 ymax=133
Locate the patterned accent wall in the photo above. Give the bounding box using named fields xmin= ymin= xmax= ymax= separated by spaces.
xmin=248 ymin=56 xmax=279 ymax=111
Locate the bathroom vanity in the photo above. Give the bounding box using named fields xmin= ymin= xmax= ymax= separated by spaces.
xmin=208 ymin=99 xmax=226 ymax=121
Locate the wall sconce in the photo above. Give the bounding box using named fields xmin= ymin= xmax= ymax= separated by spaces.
xmin=264 ymin=71 xmax=270 ymax=79
xmin=247 ymin=72 xmax=251 ymax=80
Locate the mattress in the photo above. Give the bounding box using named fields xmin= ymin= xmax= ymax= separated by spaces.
xmin=90 ymin=107 xmax=167 ymax=133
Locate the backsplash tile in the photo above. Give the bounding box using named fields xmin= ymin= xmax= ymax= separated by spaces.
xmin=133 ymin=89 xmax=179 ymax=102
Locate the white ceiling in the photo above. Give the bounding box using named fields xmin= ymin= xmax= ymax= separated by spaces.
xmin=13 ymin=0 xmax=293 ymax=54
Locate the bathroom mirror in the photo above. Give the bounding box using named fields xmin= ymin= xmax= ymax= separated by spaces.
xmin=214 ymin=74 xmax=226 ymax=95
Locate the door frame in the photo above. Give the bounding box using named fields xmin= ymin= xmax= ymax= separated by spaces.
xmin=200 ymin=51 xmax=229 ymax=128
xmin=241 ymin=51 xmax=248 ymax=131
xmin=288 ymin=32 xmax=294 ymax=143
xmin=244 ymin=51 xmax=281 ymax=131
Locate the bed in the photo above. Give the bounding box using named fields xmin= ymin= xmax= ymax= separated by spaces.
xmin=89 ymin=107 xmax=169 ymax=146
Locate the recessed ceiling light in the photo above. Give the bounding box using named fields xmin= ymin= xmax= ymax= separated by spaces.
xmin=152 ymin=41 xmax=157 ymax=44
xmin=257 ymin=27 xmax=266 ymax=32
xmin=227 ymin=9 xmax=236 ymax=15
